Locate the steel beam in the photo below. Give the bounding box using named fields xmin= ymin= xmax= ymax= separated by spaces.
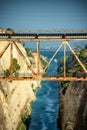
xmin=13 ymin=41 xmax=36 ymax=75
xmin=63 ymin=41 xmax=67 ymax=77
xmin=43 ymin=43 xmax=63 ymax=73
xmin=0 ymin=77 xmax=87 ymax=81
xmin=0 ymin=43 xmax=11 ymax=58
xmin=67 ymin=42 xmax=87 ymax=73
xmin=10 ymin=43 xmax=13 ymax=77
xmin=0 ymin=38 xmax=87 ymax=42
xmin=37 ymin=41 xmax=40 ymax=75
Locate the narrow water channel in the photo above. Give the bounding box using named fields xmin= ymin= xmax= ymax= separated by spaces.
xmin=28 ymin=81 xmax=60 ymax=130
xmin=28 ymin=51 xmax=61 ymax=130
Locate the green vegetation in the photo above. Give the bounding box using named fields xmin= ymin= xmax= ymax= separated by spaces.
xmin=68 ymin=46 xmax=87 ymax=75
xmin=57 ymin=56 xmax=69 ymax=73
xmin=17 ymin=112 xmax=31 ymax=130
xmin=40 ymin=57 xmax=48 ymax=69
xmin=68 ymin=69 xmax=73 ymax=76
xmin=61 ymin=81 xmax=70 ymax=95
xmin=30 ymin=60 xmax=33 ymax=65
xmin=4 ymin=58 xmax=20 ymax=77
xmin=25 ymin=48 xmax=34 ymax=58
xmin=7 ymin=28 xmax=14 ymax=31
xmin=20 ymin=42 xmax=25 ymax=47
xmin=12 ymin=58 xmax=20 ymax=73
xmin=79 ymin=49 xmax=86 ymax=59
xmin=31 ymin=83 xmax=38 ymax=93
xmin=74 ymin=63 xmax=83 ymax=73
xmin=58 ymin=45 xmax=87 ymax=94
xmin=17 ymin=122 xmax=26 ymax=130
xmin=4 ymin=69 xmax=10 ymax=77
xmin=85 ymin=44 xmax=87 ymax=49
xmin=6 ymin=28 xmax=14 ymax=34
xmin=66 ymin=46 xmax=87 ymax=75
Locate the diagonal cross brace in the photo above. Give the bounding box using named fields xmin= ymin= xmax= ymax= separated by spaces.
xmin=13 ymin=41 xmax=36 ymax=76
xmin=0 ymin=43 xmax=11 ymax=58
xmin=42 ymin=42 xmax=63 ymax=74
xmin=66 ymin=41 xmax=87 ymax=74
xmin=37 ymin=41 xmax=40 ymax=75
xmin=10 ymin=43 xmax=13 ymax=77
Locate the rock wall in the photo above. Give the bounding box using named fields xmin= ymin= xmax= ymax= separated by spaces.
xmin=0 ymin=80 xmax=40 ymax=130
xmin=59 ymin=81 xmax=87 ymax=130
xmin=0 ymin=39 xmax=42 ymax=130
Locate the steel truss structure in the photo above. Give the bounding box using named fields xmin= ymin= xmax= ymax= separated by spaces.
xmin=0 ymin=30 xmax=87 ymax=81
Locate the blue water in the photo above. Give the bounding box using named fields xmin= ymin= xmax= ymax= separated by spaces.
xmin=28 ymin=52 xmax=66 ymax=130
xmin=28 ymin=81 xmax=60 ymax=130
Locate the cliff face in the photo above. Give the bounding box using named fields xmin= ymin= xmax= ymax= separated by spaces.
xmin=0 ymin=38 xmax=43 ymax=130
xmin=59 ymin=81 xmax=87 ymax=130
xmin=0 ymin=80 xmax=40 ymax=130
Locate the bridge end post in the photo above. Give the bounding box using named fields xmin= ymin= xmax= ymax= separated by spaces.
xmin=10 ymin=42 xmax=13 ymax=77
xmin=37 ymin=41 xmax=40 ymax=76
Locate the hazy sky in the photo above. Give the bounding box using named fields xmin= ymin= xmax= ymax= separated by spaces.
xmin=0 ymin=0 xmax=87 ymax=30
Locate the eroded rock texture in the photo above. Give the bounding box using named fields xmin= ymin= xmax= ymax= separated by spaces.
xmin=59 ymin=81 xmax=87 ymax=130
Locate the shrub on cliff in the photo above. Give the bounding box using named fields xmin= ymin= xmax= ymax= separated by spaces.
xmin=58 ymin=46 xmax=87 ymax=94
xmin=40 ymin=57 xmax=48 ymax=69
xmin=4 ymin=69 xmax=10 ymax=77
xmin=6 ymin=28 xmax=14 ymax=34
xmin=61 ymin=81 xmax=70 ymax=94
xmin=17 ymin=112 xmax=31 ymax=130
xmin=12 ymin=58 xmax=20 ymax=73
xmin=25 ymin=48 xmax=34 ymax=58
xmin=4 ymin=58 xmax=20 ymax=77
xmin=79 ymin=49 xmax=86 ymax=59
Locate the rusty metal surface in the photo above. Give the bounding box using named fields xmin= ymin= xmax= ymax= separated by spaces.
xmin=0 ymin=31 xmax=87 ymax=81
xmin=0 ymin=77 xmax=87 ymax=81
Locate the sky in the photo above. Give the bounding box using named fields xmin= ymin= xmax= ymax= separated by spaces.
xmin=0 ymin=0 xmax=87 ymax=30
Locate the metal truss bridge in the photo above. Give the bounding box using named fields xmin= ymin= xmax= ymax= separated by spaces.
xmin=0 ymin=29 xmax=87 ymax=81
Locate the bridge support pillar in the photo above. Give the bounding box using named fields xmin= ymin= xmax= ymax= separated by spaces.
xmin=62 ymin=41 xmax=68 ymax=78
xmin=37 ymin=41 xmax=40 ymax=75
xmin=10 ymin=42 xmax=13 ymax=77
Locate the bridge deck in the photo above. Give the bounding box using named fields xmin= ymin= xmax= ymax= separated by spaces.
xmin=0 ymin=30 xmax=87 ymax=81
xmin=0 ymin=32 xmax=87 ymax=41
